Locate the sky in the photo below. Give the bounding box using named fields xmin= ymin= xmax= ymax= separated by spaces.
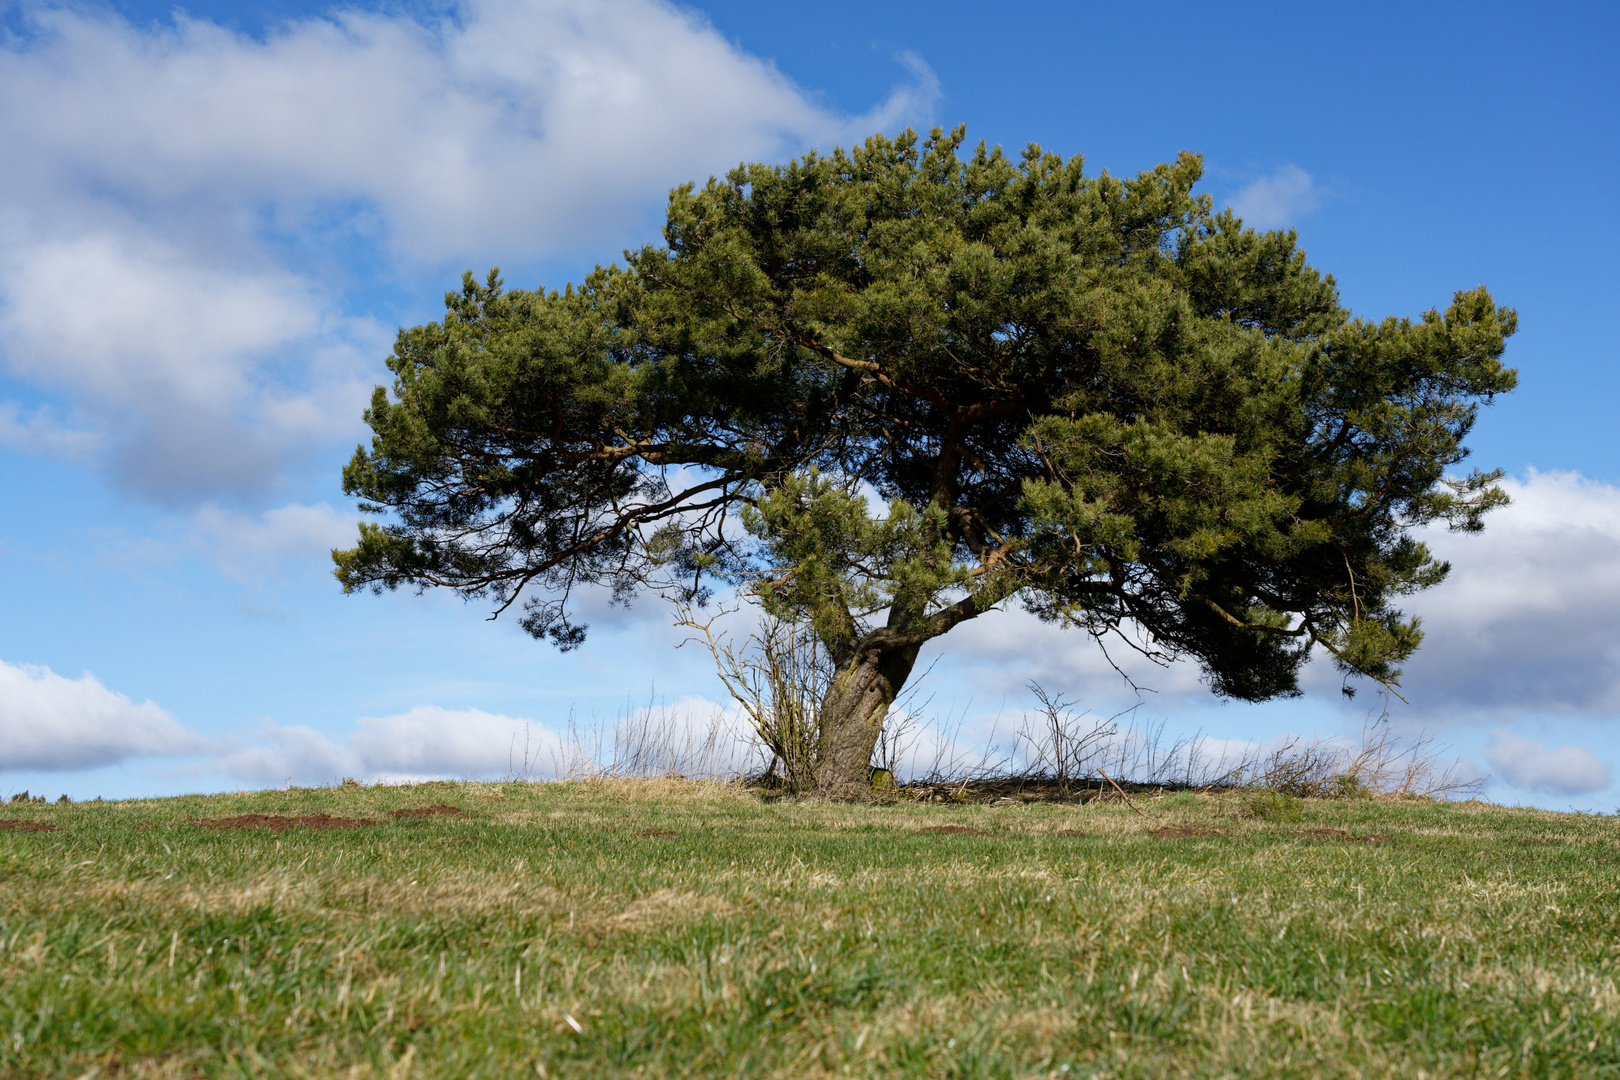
xmin=1 ymin=0 xmax=1618 ymax=809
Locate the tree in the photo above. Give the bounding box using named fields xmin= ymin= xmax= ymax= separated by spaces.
xmin=333 ymin=126 xmax=1517 ymax=794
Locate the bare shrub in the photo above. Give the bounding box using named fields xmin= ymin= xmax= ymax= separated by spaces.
xmin=1249 ymin=718 xmax=1481 ymax=801
xmin=1014 ymin=683 xmax=1116 ymax=791
xmin=871 ymin=708 xmax=919 ymax=786
xmin=677 ymin=606 xmax=830 ymax=791
xmin=1252 ymin=735 xmax=1346 ymax=798
xmin=910 ymin=703 xmax=1014 ymax=785
xmin=552 ymin=699 xmax=757 ymax=782
xmin=1337 ymin=721 xmax=1482 ymax=800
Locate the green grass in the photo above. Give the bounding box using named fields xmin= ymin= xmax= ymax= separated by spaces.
xmin=1 ymin=780 xmax=1617 ymax=1078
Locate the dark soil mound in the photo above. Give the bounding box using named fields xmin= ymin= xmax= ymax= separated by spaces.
xmin=388 ymin=805 xmax=466 ymax=819
xmin=193 ymin=813 xmax=373 ymax=830
xmin=0 ymin=819 xmax=58 ymax=832
xmin=1151 ymin=826 xmax=1226 ymax=839
xmin=917 ymin=825 xmax=988 ymax=835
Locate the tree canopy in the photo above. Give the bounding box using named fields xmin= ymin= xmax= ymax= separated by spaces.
xmin=334 ymin=126 xmax=1517 ymax=792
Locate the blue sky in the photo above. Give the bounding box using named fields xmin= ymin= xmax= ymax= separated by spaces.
xmin=1 ymin=0 xmax=1617 ymax=808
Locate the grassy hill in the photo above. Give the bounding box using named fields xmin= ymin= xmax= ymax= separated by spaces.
xmin=0 ymin=780 xmax=1615 ymax=1078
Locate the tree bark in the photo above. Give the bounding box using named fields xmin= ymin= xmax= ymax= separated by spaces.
xmin=814 ymin=642 xmax=920 ymax=796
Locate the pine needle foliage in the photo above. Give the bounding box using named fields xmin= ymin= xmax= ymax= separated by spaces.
xmin=335 ymin=126 xmax=1516 ymax=789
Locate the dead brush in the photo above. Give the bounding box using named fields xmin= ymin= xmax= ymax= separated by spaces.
xmin=1013 ymin=683 xmax=1116 ymax=794
xmin=1249 ymin=719 xmax=1481 ymax=801
xmin=553 ymin=699 xmax=757 ymax=782
xmin=677 ymin=605 xmax=830 ymax=792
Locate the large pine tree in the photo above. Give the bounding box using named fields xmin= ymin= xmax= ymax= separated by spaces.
xmin=335 ymin=126 xmax=1517 ymax=792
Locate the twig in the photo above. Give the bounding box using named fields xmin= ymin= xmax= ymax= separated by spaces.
xmin=1095 ymin=768 xmax=1158 ymax=821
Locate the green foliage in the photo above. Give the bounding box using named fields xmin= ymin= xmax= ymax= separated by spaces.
xmin=1240 ymin=790 xmax=1306 ymax=821
xmin=335 ymin=125 xmax=1516 ymax=705
xmin=1330 ymin=773 xmax=1373 ymax=800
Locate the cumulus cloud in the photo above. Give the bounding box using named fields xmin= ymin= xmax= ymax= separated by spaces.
xmin=0 ymin=229 xmax=379 ymax=497
xmin=210 ymin=696 xmax=760 ymax=784
xmin=1389 ymin=471 xmax=1620 ymax=718
xmin=933 ymin=471 xmax=1620 ymax=728
xmin=0 ymin=0 xmax=937 ymax=500
xmin=192 ymin=501 xmax=358 ymax=582
xmin=937 ymin=605 xmax=1210 ymax=707
xmin=1228 ymin=164 xmax=1319 ymax=230
xmin=0 ymin=659 xmax=200 ymax=770
xmin=0 ymin=401 xmax=98 ymax=461
xmin=0 ymin=0 xmax=930 ymax=260
xmin=1485 ymin=731 xmax=1611 ymax=795
xmin=212 ymin=706 xmax=564 ymax=784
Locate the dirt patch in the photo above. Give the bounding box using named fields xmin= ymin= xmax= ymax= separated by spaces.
xmin=636 ymin=828 xmax=678 ymax=838
xmin=192 ymin=813 xmax=374 ymax=831
xmin=1151 ymin=826 xmax=1226 ymax=839
xmin=1298 ymin=828 xmax=1390 ymax=843
xmin=917 ymin=825 xmax=988 ymax=835
xmin=0 ymin=818 xmax=58 ymax=833
xmin=388 ymin=804 xmax=466 ymax=819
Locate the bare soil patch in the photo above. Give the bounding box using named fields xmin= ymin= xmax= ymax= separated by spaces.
xmin=1151 ymin=826 xmax=1226 ymax=839
xmin=0 ymin=819 xmax=57 ymax=832
xmin=917 ymin=825 xmax=988 ymax=835
xmin=388 ymin=805 xmax=466 ymax=819
xmin=192 ymin=813 xmax=374 ymax=831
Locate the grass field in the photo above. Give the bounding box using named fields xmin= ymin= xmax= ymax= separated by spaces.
xmin=0 ymin=780 xmax=1616 ymax=1078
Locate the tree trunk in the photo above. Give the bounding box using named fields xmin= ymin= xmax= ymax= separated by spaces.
xmin=815 ymin=642 xmax=920 ymax=796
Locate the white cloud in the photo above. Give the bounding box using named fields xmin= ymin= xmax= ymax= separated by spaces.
xmin=349 ymin=705 xmax=565 ymax=779
xmin=0 ymin=401 xmax=98 ymax=461
xmin=0 ymin=229 xmax=377 ymax=497
xmin=0 ymin=659 xmax=200 ymax=770
xmin=1228 ymin=164 xmax=1319 ymax=230
xmin=0 ymin=233 xmax=316 ymax=401
xmin=210 ymin=696 xmax=762 ymax=784
xmin=1485 ymin=731 xmax=1611 ymax=795
xmin=191 ymin=501 xmax=358 ymax=582
xmin=212 ymin=706 xmax=560 ymax=784
xmin=1390 ymin=471 xmax=1620 ymax=718
xmin=0 ymin=1 xmax=937 ymax=500
xmin=937 ymin=605 xmax=1209 ymax=707
xmin=1 ymin=0 xmax=928 ymax=260
xmin=932 ymin=472 xmax=1620 ymax=727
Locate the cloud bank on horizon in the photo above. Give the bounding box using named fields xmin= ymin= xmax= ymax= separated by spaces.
xmin=4 ymin=471 xmax=1618 ymax=800
xmin=1485 ymin=731 xmax=1611 ymax=796
xmin=0 ymin=660 xmax=200 ymax=770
